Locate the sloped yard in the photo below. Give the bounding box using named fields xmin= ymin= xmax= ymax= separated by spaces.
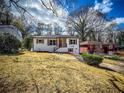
xmin=99 ymin=59 xmax=124 ymax=74
xmin=0 ymin=51 xmax=124 ymax=93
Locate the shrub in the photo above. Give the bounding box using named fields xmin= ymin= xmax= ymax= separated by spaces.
xmin=22 ymin=36 xmax=32 ymax=51
xmin=0 ymin=33 xmax=21 ymax=54
xmin=81 ymin=53 xmax=103 ymax=65
xmin=104 ymin=55 xmax=120 ymax=61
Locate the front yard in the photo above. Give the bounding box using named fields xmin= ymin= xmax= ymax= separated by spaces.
xmin=0 ymin=51 xmax=124 ymax=93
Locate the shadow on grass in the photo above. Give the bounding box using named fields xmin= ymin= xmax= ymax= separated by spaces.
xmin=0 ymin=52 xmax=25 ymax=56
xmin=95 ymin=65 xmax=115 ymax=72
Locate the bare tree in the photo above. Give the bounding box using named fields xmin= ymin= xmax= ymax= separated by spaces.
xmin=68 ymin=6 xmax=107 ymax=41
xmin=39 ymin=0 xmax=76 ymax=16
xmin=117 ymin=30 xmax=124 ymax=45
xmin=104 ymin=23 xmax=117 ymax=44
xmin=40 ymin=0 xmax=59 ymax=16
xmin=54 ymin=0 xmax=77 ymax=11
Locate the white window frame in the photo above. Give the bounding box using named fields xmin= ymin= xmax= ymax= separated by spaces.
xmin=69 ymin=39 xmax=77 ymax=45
xmin=49 ymin=39 xmax=57 ymax=46
xmin=36 ymin=39 xmax=44 ymax=44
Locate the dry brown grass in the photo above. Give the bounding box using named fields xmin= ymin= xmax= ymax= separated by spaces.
xmin=0 ymin=51 xmax=124 ymax=93
xmin=103 ymin=59 xmax=124 ymax=67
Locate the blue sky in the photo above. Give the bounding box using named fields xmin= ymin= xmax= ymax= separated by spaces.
xmin=13 ymin=0 xmax=124 ymax=28
xmin=109 ymin=0 xmax=124 ymax=17
xmin=74 ymin=0 xmax=124 ymax=27
xmin=75 ymin=0 xmax=124 ymax=17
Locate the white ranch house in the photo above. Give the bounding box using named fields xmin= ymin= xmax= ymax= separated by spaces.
xmin=33 ymin=35 xmax=79 ymax=54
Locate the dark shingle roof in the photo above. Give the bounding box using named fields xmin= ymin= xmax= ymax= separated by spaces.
xmin=33 ymin=35 xmax=78 ymax=38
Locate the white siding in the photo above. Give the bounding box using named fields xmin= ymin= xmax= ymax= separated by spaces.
xmin=33 ymin=38 xmax=57 ymax=52
xmin=67 ymin=38 xmax=79 ymax=54
xmin=33 ymin=37 xmax=80 ymax=54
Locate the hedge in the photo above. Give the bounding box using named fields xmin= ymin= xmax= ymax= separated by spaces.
xmin=104 ymin=55 xmax=120 ymax=61
xmin=81 ymin=53 xmax=103 ymax=65
xmin=0 ymin=33 xmax=21 ymax=54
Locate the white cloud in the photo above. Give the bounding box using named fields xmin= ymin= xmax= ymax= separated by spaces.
xmin=94 ymin=0 xmax=113 ymax=13
xmin=11 ymin=0 xmax=68 ymax=30
xmin=105 ymin=18 xmax=124 ymax=28
xmin=113 ymin=18 xmax=124 ymax=24
xmin=25 ymin=0 xmax=68 ymax=30
xmin=94 ymin=0 xmax=124 ymax=28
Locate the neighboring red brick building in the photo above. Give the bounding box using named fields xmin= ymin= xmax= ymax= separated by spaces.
xmin=80 ymin=41 xmax=115 ymax=54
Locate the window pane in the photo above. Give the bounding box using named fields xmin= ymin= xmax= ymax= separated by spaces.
xmin=53 ymin=40 xmax=56 ymax=45
xmin=38 ymin=39 xmax=44 ymax=43
xmin=69 ymin=39 xmax=77 ymax=44
xmin=49 ymin=39 xmax=56 ymax=45
xmin=50 ymin=40 xmax=52 ymax=45
xmin=68 ymin=48 xmax=73 ymax=52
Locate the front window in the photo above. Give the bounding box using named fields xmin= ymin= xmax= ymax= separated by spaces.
xmin=69 ymin=39 xmax=77 ymax=45
xmin=68 ymin=48 xmax=73 ymax=52
xmin=49 ymin=39 xmax=57 ymax=45
xmin=36 ymin=39 xmax=44 ymax=44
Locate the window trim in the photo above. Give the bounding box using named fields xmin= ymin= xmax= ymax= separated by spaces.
xmin=69 ymin=39 xmax=77 ymax=45
xmin=36 ymin=39 xmax=44 ymax=44
xmin=48 ymin=39 xmax=57 ymax=46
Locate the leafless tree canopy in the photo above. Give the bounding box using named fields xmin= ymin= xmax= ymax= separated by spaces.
xmin=67 ymin=6 xmax=109 ymax=42
xmin=0 ymin=0 xmax=122 ymax=44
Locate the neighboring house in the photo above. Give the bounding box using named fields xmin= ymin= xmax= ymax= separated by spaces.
xmin=33 ymin=35 xmax=79 ymax=54
xmin=80 ymin=41 xmax=102 ymax=53
xmin=0 ymin=25 xmax=22 ymax=41
xmin=80 ymin=41 xmax=115 ymax=54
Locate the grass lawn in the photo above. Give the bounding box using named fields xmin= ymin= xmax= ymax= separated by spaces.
xmin=0 ymin=51 xmax=124 ymax=93
xmin=103 ymin=59 xmax=124 ymax=67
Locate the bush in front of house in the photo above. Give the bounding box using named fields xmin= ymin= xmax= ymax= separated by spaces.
xmin=104 ymin=55 xmax=124 ymax=62
xmin=0 ymin=33 xmax=21 ymax=54
xmin=104 ymin=55 xmax=120 ymax=61
xmin=81 ymin=53 xmax=103 ymax=65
